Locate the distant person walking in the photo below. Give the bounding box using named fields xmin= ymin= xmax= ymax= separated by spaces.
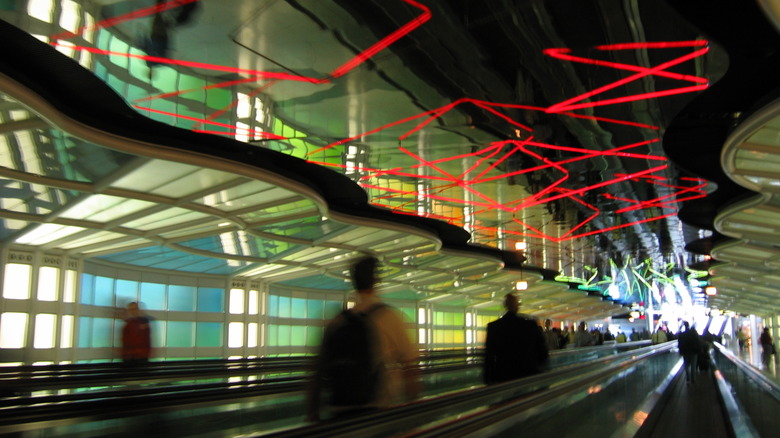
xmin=307 ymin=256 xmax=420 ymax=421
xmin=121 ymin=302 xmax=152 ymax=365
xmin=484 ymin=293 xmax=548 ymax=384
xmin=760 ymin=328 xmax=775 ymax=368
xmin=678 ymin=321 xmax=700 ymax=383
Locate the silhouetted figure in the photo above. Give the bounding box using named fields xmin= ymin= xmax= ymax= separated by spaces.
xmin=543 ymin=319 xmax=561 ymax=351
xmin=678 ymin=321 xmax=700 ymax=383
xmin=141 ymin=0 xmax=202 ymax=78
xmin=575 ymin=321 xmax=594 ymax=347
xmin=760 ymin=327 xmax=775 ymax=368
xmin=484 ymin=293 xmax=548 ymax=384
xmin=121 ymin=302 xmax=151 ymax=365
xmin=307 ymin=256 xmax=419 ymax=421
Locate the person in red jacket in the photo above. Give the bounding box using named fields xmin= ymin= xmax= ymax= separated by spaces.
xmin=121 ymin=302 xmax=152 ymax=364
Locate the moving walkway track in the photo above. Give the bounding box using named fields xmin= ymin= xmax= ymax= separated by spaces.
xmin=0 ymin=343 xmax=645 ymax=436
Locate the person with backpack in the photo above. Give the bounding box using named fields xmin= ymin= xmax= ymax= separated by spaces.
xmin=307 ymin=256 xmax=420 ymax=421
xmin=483 ymin=293 xmax=549 ymax=384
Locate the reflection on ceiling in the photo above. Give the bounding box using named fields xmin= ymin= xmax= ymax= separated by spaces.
xmin=0 ymin=0 xmax=778 ymax=317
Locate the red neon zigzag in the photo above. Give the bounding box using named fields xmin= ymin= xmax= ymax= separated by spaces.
xmin=544 ymin=41 xmax=709 ymax=113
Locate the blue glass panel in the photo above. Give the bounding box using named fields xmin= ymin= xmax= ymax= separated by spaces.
xmin=77 ymin=317 xmax=92 ymax=348
xmin=140 ymin=282 xmax=166 ymax=310
xmin=93 ymin=318 xmax=113 ymax=348
xmin=115 ymin=279 xmax=138 ymax=307
xmin=268 ymin=295 xmax=279 ymax=317
xmin=196 ymin=322 xmax=223 ymax=347
xmin=94 ymin=276 xmax=115 ymax=307
xmin=197 ymin=287 xmax=224 ymax=313
xmin=168 ymin=285 xmax=196 ymax=312
xmin=80 ymin=273 xmax=95 ymax=305
xmin=307 ymin=300 xmax=324 ymax=320
xmin=167 ymin=321 xmax=194 ymax=347
xmin=291 ymin=298 xmax=306 ymax=318
xmin=278 ymin=296 xmax=291 ymax=318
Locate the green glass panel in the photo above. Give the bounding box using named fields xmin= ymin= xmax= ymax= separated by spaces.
xmin=151 ymin=67 xmax=178 ymax=94
xmin=306 ymin=326 xmax=322 ymax=346
xmin=77 ymin=317 xmax=92 ymax=348
xmin=291 ymin=326 xmax=305 ymax=346
xmin=325 ymin=301 xmax=343 ymax=319
xmin=400 ymin=307 xmax=415 ymax=323
xmin=306 ymin=300 xmax=324 ymax=320
xmin=268 ymin=325 xmax=278 ymax=347
xmin=206 ymin=87 xmax=231 ymax=110
xmin=196 ymin=322 xmax=223 ymax=347
xmin=434 ymin=312 xmax=443 ymax=326
xmin=291 ymin=298 xmax=306 ymax=318
xmin=277 ymin=325 xmax=291 ymax=346
xmin=150 ymin=320 xmax=165 ymax=348
xmin=167 ymin=321 xmax=194 ymax=347
xmin=108 ymin=36 xmax=129 ymax=68
xmin=454 ymin=313 xmax=465 ymax=326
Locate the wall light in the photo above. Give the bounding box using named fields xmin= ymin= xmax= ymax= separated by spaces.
xmin=515 ymin=281 xmax=528 ymax=291
xmin=705 ymin=286 xmax=717 ymax=296
xmin=515 ymin=241 xmax=527 ymax=251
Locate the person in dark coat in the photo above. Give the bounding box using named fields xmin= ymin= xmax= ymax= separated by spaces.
xmin=677 ymin=321 xmax=700 ymax=383
xmin=484 ymin=293 xmax=548 ymax=384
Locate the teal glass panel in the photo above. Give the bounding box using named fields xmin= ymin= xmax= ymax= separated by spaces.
xmin=151 ymin=67 xmax=178 ymax=95
xmin=267 ymin=295 xmax=279 ymax=317
xmin=106 ymin=74 xmax=126 ymax=96
xmin=115 ymin=279 xmax=138 ymax=307
xmin=196 ymin=322 xmax=223 ymax=347
xmin=197 ymin=287 xmax=224 ymax=312
xmin=291 ymin=298 xmax=306 ymax=318
xmin=77 ymin=317 xmax=92 ymax=348
xmin=94 ymin=276 xmax=115 ymax=307
xmin=291 ymin=326 xmax=305 ymax=346
xmin=306 ymin=300 xmax=324 ymax=320
xmin=278 ymin=296 xmax=291 ymax=318
xmin=167 ymin=321 xmax=194 ymax=347
xmin=325 ymin=301 xmax=343 ymax=319
xmin=140 ymin=282 xmax=166 ymax=310
xmin=278 ymin=325 xmax=291 ymax=346
xmin=306 ymin=326 xmax=323 ymax=346
xmin=80 ymin=273 xmax=95 ymax=305
xmin=93 ymin=318 xmax=113 ymax=348
xmin=168 ymin=285 xmax=196 ymax=312
xmin=150 ymin=320 xmax=165 ymax=348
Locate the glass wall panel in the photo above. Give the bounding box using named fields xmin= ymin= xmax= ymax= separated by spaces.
xmin=34 ymin=314 xmax=57 ymax=349
xmin=248 ymin=322 xmax=258 ymax=348
xmin=307 ymin=300 xmax=324 ymax=320
xmin=37 ymin=266 xmax=59 ymax=301
xmin=63 ymin=269 xmax=77 ymax=303
xmin=228 ymin=322 xmax=243 ymax=348
xmin=61 ymin=315 xmax=74 ymax=348
xmin=94 ymin=276 xmax=114 ymax=307
xmin=80 ymin=273 xmax=95 ymax=304
xmin=291 ymin=298 xmax=306 ymax=318
xmin=92 ymin=318 xmax=112 ymax=347
xmin=115 ymin=279 xmax=138 ymax=307
xmin=248 ymin=290 xmax=259 ymax=315
xmin=168 ymin=285 xmax=196 ymax=312
xmin=196 ymin=322 xmax=223 ymax=347
xmin=3 ymin=264 xmax=32 ymax=299
xmin=197 ymin=287 xmax=223 ymax=312
xmin=167 ymin=321 xmax=194 ymax=347
xmin=229 ymin=289 xmax=244 ymax=314
xmin=140 ymin=282 xmax=166 ymax=310
xmin=0 ymin=313 xmax=29 ymax=348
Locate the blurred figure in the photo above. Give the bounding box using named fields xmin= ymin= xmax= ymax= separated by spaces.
xmin=651 ymin=326 xmax=667 ymax=344
xmin=121 ymin=302 xmax=152 ymax=365
xmin=484 ymin=293 xmax=548 ymax=384
xmin=738 ymin=327 xmax=748 ymax=354
xmin=678 ymin=321 xmax=700 ymax=383
xmin=760 ymin=328 xmax=775 ymax=368
xmin=543 ymin=319 xmax=561 ymax=351
xmin=307 ymin=256 xmax=419 ymax=421
xmin=575 ymin=321 xmax=594 ymax=347
xmin=616 ymin=331 xmax=627 ymax=343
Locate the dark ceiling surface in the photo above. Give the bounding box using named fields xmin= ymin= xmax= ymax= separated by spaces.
xmin=0 ymin=0 xmax=778 ymax=313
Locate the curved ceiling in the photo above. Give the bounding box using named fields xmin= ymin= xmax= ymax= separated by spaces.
xmin=0 ymin=0 xmax=777 ymax=317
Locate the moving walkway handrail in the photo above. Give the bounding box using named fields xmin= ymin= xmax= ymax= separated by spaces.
xmin=714 ymin=342 xmax=780 ymax=403
xmin=258 ymin=342 xmax=673 ymax=438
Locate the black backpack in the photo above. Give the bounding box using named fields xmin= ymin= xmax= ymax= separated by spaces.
xmin=320 ymin=304 xmax=386 ymax=406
